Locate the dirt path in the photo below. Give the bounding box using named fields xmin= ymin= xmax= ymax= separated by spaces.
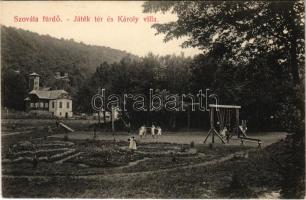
xmin=2 ymin=130 xmax=33 ymax=136
xmin=2 ymin=149 xmax=251 ymax=180
xmin=50 ymin=131 xmax=287 ymax=147
xmin=55 ymin=152 xmax=83 ymax=164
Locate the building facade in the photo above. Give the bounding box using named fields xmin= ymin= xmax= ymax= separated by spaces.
xmin=25 ymin=73 xmax=73 ymax=118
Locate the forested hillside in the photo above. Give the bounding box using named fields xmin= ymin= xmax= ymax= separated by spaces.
xmin=1 ymin=26 xmax=138 ymax=76
xmin=1 ymin=26 xmax=138 ymax=110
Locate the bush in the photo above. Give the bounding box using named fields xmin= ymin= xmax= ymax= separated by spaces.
xmin=227 ymin=172 xmax=254 ymax=198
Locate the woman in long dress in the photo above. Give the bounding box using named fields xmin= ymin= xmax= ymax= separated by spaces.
xmin=129 ymin=136 xmax=137 ymax=151
xmin=151 ymin=125 xmax=156 ymax=138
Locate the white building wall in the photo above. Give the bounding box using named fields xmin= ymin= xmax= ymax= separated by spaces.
xmin=49 ymin=100 xmax=58 ymax=115
xmin=48 ymin=99 xmax=73 ymax=118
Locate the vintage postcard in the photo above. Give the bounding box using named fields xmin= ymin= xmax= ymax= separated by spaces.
xmin=0 ymin=1 xmax=305 ymax=198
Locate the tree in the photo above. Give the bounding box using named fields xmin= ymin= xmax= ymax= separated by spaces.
xmin=143 ymin=1 xmax=304 ymax=84
xmin=143 ymin=0 xmax=304 ymax=132
xmin=2 ymin=70 xmax=27 ymax=110
xmin=143 ymin=1 xmax=305 ymax=197
xmin=74 ymin=78 xmax=96 ymax=113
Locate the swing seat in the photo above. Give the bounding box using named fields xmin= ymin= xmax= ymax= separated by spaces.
xmin=220 ymin=128 xmax=227 ymax=137
xmin=205 ymin=104 xmax=241 ymax=145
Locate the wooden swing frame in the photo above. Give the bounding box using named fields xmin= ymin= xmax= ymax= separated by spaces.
xmin=204 ymin=104 xmax=262 ymax=148
xmin=204 ymin=104 xmax=242 ymax=144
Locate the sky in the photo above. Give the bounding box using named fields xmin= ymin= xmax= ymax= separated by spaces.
xmin=1 ymin=1 xmax=201 ymax=57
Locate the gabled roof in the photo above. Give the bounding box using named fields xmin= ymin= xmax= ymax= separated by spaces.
xmin=29 ymin=89 xmax=69 ymax=100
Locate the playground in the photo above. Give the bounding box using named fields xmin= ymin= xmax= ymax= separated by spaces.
xmin=1 ymin=116 xmax=288 ymax=198
xmin=0 ymin=99 xmax=293 ymax=198
xmin=2 ymin=103 xmax=289 ymax=198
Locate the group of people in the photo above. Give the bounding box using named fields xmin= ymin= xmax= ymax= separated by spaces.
xmin=138 ymin=124 xmax=162 ymax=138
xmin=128 ymin=124 xmax=163 ymax=151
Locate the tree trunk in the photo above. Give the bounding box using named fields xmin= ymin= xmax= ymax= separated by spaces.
xmin=103 ymin=110 xmax=106 ymax=131
xmin=171 ymin=112 xmax=177 ymax=129
xmin=290 ymin=37 xmax=300 ymax=85
xmin=187 ymin=107 xmax=190 ymax=130
xmin=98 ymin=112 xmax=101 ymax=125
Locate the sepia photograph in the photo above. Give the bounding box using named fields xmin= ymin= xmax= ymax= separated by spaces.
xmin=0 ymin=1 xmax=305 ymax=198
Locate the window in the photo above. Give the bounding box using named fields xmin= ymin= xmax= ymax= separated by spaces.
xmin=52 ymin=102 xmax=54 ymax=108
xmin=35 ymin=103 xmax=39 ymax=108
xmin=60 ymin=112 xmax=62 ymax=116
xmin=30 ymin=103 xmax=34 ymax=108
xmin=67 ymin=102 xmax=70 ymax=109
xmin=59 ymin=102 xmax=62 ymax=108
xmin=45 ymin=103 xmax=49 ymax=108
xmin=40 ymin=102 xmax=44 ymax=108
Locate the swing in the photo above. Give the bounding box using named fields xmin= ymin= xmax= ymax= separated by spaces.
xmin=216 ymin=108 xmax=230 ymax=138
xmin=204 ymin=104 xmax=241 ymax=144
xmin=203 ymin=103 xmax=262 ymax=148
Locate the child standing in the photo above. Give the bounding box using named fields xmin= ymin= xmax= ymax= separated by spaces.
xmin=128 ymin=136 xmax=137 ymax=152
xmin=157 ymin=126 xmax=162 ymax=137
xmin=139 ymin=125 xmax=146 ymax=138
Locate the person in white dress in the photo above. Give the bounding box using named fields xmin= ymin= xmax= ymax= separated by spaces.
xmin=128 ymin=136 xmax=137 ymax=151
xmin=151 ymin=124 xmax=156 ymax=138
xmin=157 ymin=126 xmax=162 ymax=137
xmin=139 ymin=125 xmax=146 ymax=138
